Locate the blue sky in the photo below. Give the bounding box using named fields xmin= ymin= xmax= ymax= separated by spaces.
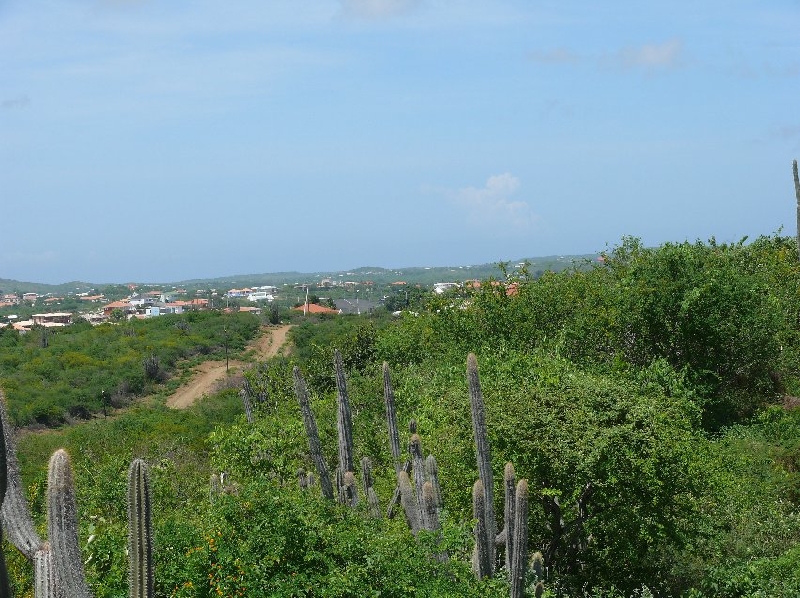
xmin=1 ymin=1 xmax=798 ymax=284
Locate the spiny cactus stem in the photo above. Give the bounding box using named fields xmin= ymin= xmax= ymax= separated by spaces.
xmin=0 ymin=399 xmax=11 ymax=598
xmin=510 ymin=479 xmax=529 ymax=598
xmin=334 ymin=350 xmax=354 ymax=474
xmin=409 ymin=434 xmax=426 ymax=511
xmin=425 ymin=455 xmax=443 ymax=512
xmin=472 ymin=479 xmax=492 ymax=579
xmin=128 ymin=459 xmax=153 ymax=598
xmin=387 ymin=460 xmax=412 ymax=519
xmin=293 ymin=367 xmax=334 ymax=500
xmin=467 ymin=353 xmax=496 ymax=572
xmin=503 ymin=462 xmax=516 ymax=572
xmin=34 ymin=543 xmax=56 ymax=598
xmin=343 ymin=471 xmax=359 ymax=508
xmin=382 ymin=362 xmax=401 ymax=470
xmin=0 ymin=393 xmax=42 ymax=560
xmin=47 ymin=449 xmax=91 ymax=598
xmin=398 ymin=470 xmax=421 ymax=535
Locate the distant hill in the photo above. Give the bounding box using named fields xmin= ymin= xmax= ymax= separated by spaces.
xmin=0 ymin=254 xmax=599 ymax=295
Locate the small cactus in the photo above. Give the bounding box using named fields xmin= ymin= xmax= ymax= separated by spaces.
xmin=425 ymin=455 xmax=443 ymax=513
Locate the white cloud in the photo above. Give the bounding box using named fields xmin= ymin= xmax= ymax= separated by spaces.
xmin=447 ymin=173 xmax=536 ymax=230
xmin=616 ymin=38 xmax=684 ymax=70
xmin=529 ymin=47 xmax=581 ymax=65
xmin=338 ymin=0 xmax=421 ymax=20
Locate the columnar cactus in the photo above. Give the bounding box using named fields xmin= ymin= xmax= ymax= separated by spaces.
xmin=0 ymin=395 xmax=12 ymax=598
xmin=409 ymin=435 xmax=426 ymax=511
xmin=47 ymin=449 xmax=91 ymax=598
xmin=0 ymin=395 xmax=42 ymax=560
xmin=239 ymin=389 xmax=254 ymax=424
xmin=397 ymin=471 xmax=421 ymax=535
xmin=127 ymin=459 xmax=153 ymax=598
xmin=421 ymin=481 xmax=440 ymax=533
xmin=360 ymin=457 xmax=381 ymax=518
xmin=502 ymin=462 xmax=517 ymax=572
xmin=472 ymin=479 xmax=492 ymax=579
xmin=333 ymin=350 xmax=354 ymax=475
xmin=425 ymin=455 xmax=443 ymax=513
xmin=293 ymin=367 xmax=334 ymax=500
xmin=342 ymin=472 xmax=359 ymax=508
xmin=34 ymin=544 xmax=56 ymax=598
xmin=510 ymin=479 xmax=529 ymax=598
xmin=467 ymin=353 xmax=496 ymax=573
xmin=382 ymin=362 xmax=401 ymax=472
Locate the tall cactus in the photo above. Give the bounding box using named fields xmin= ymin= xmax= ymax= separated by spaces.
xmin=472 ymin=479 xmax=492 ymax=579
xmin=509 ymin=479 xmax=529 ymax=598
xmin=0 ymin=394 xmax=42 ymax=560
xmin=333 ymin=350 xmax=354 ymax=475
xmin=127 ymin=459 xmax=153 ymax=598
xmin=47 ymin=449 xmax=91 ymax=598
xmin=467 ymin=353 xmax=496 ymax=574
xmin=0 ymin=392 xmax=12 ymax=598
xmin=502 ymin=462 xmax=517 ymax=573
xmin=382 ymin=362 xmax=401 ymax=472
xmin=292 ymin=367 xmax=334 ymax=500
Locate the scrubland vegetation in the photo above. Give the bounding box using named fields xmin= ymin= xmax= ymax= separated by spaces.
xmin=2 ymin=234 xmax=800 ymax=596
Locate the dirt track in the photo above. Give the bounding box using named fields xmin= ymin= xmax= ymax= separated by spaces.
xmin=166 ymin=324 xmax=292 ymax=409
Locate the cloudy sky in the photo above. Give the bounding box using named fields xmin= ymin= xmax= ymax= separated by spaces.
xmin=1 ymin=1 xmax=798 ymax=283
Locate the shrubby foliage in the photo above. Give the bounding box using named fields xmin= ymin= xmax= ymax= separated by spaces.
xmin=0 ymin=311 xmax=260 ymax=425
xmin=4 ymin=235 xmax=800 ymax=596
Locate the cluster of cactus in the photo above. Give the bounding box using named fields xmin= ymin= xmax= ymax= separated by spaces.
xmin=468 ymin=353 xmax=544 ymax=597
xmin=292 ymin=351 xmax=545 ymax=596
xmin=0 ymin=391 xmax=154 ymax=598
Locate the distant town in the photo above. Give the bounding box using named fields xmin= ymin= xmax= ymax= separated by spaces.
xmin=0 ymin=254 xmax=596 ymax=332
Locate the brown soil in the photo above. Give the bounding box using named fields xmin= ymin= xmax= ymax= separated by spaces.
xmin=165 ymin=324 xmax=292 ymax=409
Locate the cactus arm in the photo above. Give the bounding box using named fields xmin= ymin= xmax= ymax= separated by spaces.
xmin=334 ymin=350 xmax=354 ymax=474
xmin=292 ymin=367 xmax=334 ymax=500
xmin=0 ymin=394 xmax=43 ymax=560
xmin=127 ymin=459 xmax=153 ymax=598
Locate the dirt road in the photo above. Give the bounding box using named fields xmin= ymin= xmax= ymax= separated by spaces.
xmin=166 ymin=324 xmax=292 ymax=409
